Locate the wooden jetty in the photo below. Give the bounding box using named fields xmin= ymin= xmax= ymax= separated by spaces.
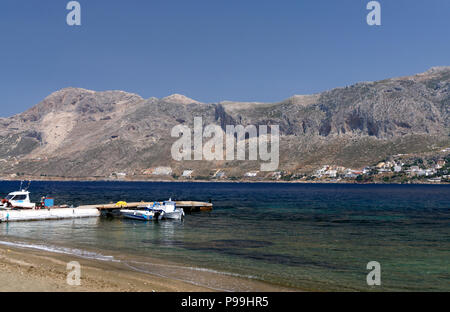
xmin=0 ymin=201 xmax=212 ymax=222
xmin=91 ymin=201 xmax=213 ymax=213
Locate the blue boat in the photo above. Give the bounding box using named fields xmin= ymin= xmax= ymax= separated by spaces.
xmin=120 ymin=207 xmax=164 ymax=221
xmin=120 ymin=199 xmax=184 ymax=221
xmin=138 ymin=200 xmax=185 ymax=220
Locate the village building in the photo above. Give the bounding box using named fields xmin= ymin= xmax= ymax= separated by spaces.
xmin=270 ymin=171 xmax=282 ymax=180
xmin=325 ymin=170 xmax=337 ymax=178
xmin=435 ymin=160 xmax=446 ymax=169
xmin=425 ymin=169 xmax=436 ymax=176
xmin=314 ymin=165 xmax=330 ymax=178
xmin=182 ymin=170 xmax=193 ymax=178
xmin=143 ymin=166 xmax=173 ymax=176
xmin=213 ymin=170 xmax=226 ymax=179
xmin=344 ymin=171 xmax=358 ymax=179
xmin=110 ymin=172 xmax=127 ymax=179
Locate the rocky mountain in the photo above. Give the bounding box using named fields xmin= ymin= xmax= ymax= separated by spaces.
xmin=0 ymin=67 xmax=449 ymax=180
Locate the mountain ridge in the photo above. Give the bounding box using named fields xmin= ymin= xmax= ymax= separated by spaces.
xmin=0 ymin=67 xmax=448 ymax=179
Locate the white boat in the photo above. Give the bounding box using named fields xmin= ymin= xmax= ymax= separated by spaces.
xmin=122 ymin=199 xmax=185 ymax=221
xmin=120 ymin=208 xmax=165 ymax=221
xmin=143 ymin=199 xmax=185 ymax=220
xmin=1 ymin=189 xmax=36 ymax=210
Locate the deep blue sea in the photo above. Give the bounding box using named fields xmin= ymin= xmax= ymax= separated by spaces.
xmin=0 ymin=181 xmax=449 ymax=291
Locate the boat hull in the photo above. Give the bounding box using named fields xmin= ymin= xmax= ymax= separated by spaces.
xmin=120 ymin=209 xmax=164 ymax=221
xmin=0 ymin=208 xmax=100 ymax=222
xmin=164 ymin=209 xmax=185 ymax=220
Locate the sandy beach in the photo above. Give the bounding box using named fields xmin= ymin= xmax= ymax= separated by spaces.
xmin=0 ymin=244 xmax=292 ymax=292
xmin=0 ymin=244 xmax=212 ymax=292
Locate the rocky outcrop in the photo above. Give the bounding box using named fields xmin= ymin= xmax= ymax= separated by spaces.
xmin=0 ymin=67 xmax=448 ymax=178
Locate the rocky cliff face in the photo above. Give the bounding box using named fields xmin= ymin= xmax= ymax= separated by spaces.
xmin=0 ymin=67 xmax=448 ymax=179
xmin=218 ymin=67 xmax=449 ymax=138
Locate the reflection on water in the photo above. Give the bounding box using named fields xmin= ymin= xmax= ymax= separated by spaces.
xmin=0 ymin=181 xmax=449 ymax=291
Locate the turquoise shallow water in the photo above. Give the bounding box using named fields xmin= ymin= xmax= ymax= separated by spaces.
xmin=0 ymin=181 xmax=449 ymax=291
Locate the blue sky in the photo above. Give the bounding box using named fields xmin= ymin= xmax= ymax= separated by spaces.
xmin=0 ymin=0 xmax=449 ymax=116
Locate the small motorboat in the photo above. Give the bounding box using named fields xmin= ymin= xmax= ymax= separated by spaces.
xmin=1 ymin=182 xmax=36 ymax=210
xmin=120 ymin=208 xmax=165 ymax=221
xmin=123 ymin=199 xmax=185 ymax=221
xmin=150 ymin=199 xmax=185 ymax=220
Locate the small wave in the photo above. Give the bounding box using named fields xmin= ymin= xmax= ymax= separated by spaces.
xmin=123 ymin=262 xmax=231 ymax=292
xmin=129 ymin=260 xmax=258 ymax=280
xmin=0 ymin=239 xmax=261 ymax=291
xmin=124 ymin=260 xmax=261 ymax=292
xmin=0 ymin=240 xmax=118 ymax=262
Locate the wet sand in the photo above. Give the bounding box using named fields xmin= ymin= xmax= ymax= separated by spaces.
xmin=0 ymin=244 xmax=293 ymax=292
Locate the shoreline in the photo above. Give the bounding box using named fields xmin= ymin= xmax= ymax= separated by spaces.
xmin=0 ymin=241 xmax=296 ymax=292
xmin=0 ymin=177 xmax=448 ymax=185
xmin=0 ymin=243 xmax=208 ymax=292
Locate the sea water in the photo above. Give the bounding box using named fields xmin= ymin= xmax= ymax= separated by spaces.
xmin=0 ymin=181 xmax=448 ymax=291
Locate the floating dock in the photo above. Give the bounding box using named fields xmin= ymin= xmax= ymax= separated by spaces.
xmin=91 ymin=201 xmax=213 ymax=217
xmin=0 ymin=207 xmax=100 ymax=222
xmin=92 ymin=201 xmax=213 ymax=213
xmin=0 ymin=201 xmax=212 ymax=222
